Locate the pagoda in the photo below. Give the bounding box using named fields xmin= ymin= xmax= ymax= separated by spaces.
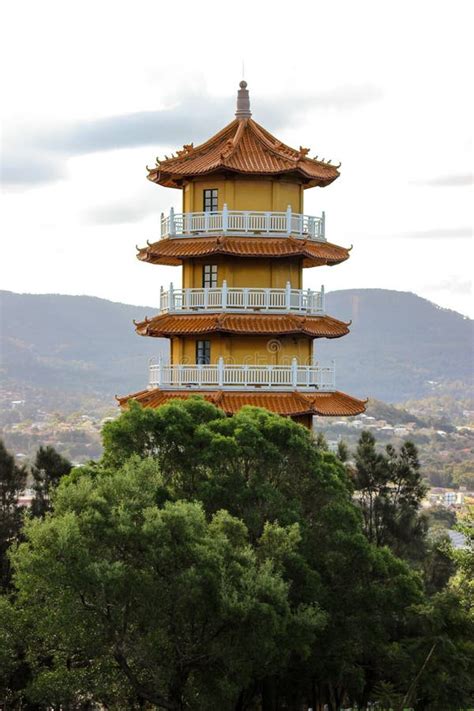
xmin=118 ymin=82 xmax=366 ymax=427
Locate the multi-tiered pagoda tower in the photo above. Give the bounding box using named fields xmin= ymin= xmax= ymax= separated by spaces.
xmin=119 ymin=82 xmax=366 ymax=427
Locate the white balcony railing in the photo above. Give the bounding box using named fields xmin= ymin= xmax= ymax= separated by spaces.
xmin=160 ymin=205 xmax=326 ymax=241
xmin=149 ymin=358 xmax=335 ymax=391
xmin=160 ymin=282 xmax=325 ymax=315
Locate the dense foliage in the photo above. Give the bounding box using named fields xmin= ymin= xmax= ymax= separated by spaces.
xmin=1 ymin=401 xmax=473 ymax=710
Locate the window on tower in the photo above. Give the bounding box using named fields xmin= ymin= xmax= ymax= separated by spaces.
xmin=196 ymin=340 xmax=211 ymax=365
xmin=203 ymin=189 xmax=218 ymax=212
xmin=202 ymin=264 xmax=218 ymax=288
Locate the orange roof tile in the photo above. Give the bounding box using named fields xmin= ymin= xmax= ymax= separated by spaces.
xmin=147 ymin=116 xmax=339 ymax=190
xmin=137 ymin=236 xmax=350 ymax=268
xmin=117 ymin=389 xmax=367 ymax=417
xmin=135 ymin=313 xmax=350 ymax=339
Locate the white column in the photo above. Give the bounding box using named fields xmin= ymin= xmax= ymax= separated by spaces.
xmin=222 ymin=280 xmax=228 ymax=310
xmin=169 ymin=207 xmax=175 ymax=237
xmin=157 ymin=355 xmax=162 ymax=387
xmin=285 ymin=281 xmax=291 ymax=311
xmin=222 ymin=203 xmax=228 ymax=233
xmin=204 ymin=287 xmax=209 ymax=309
xmin=169 ymin=282 xmax=175 ymax=312
xmin=286 ymin=205 xmax=292 ymax=234
xmin=265 ymin=211 xmax=270 ymax=233
xmin=321 ymin=284 xmax=325 ymax=313
xmin=321 ymin=211 xmax=326 ymax=240
xmin=160 ymin=212 xmax=165 ymax=238
xmin=291 ymin=357 xmax=298 ymax=388
xmin=159 ymin=286 xmax=164 ymax=311
xmin=217 ymin=357 xmax=224 ymax=387
xmin=243 ymin=287 xmax=249 ymax=309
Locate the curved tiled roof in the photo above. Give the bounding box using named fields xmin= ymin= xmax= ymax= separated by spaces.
xmin=137 ymin=236 xmax=350 ymax=268
xmin=147 ymin=116 xmax=339 ymax=189
xmin=135 ymin=312 xmax=350 ymax=339
xmin=117 ymin=389 xmax=367 ymax=417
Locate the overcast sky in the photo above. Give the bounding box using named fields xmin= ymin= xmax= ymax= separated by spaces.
xmin=1 ymin=0 xmax=472 ymax=316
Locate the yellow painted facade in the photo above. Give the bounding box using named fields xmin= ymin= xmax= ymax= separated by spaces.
xmin=171 ymin=335 xmax=312 ymax=366
xmin=182 ymin=257 xmax=302 ymax=290
xmin=183 ymin=175 xmax=303 ymax=213
xmin=174 ymin=174 xmax=312 ymax=367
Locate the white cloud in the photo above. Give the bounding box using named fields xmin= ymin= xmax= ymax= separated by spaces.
xmin=0 ymin=0 xmax=473 ymax=317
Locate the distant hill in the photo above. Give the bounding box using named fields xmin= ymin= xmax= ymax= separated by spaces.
xmin=0 ymin=291 xmax=167 ymax=396
xmin=318 ymin=289 xmax=473 ymax=401
xmin=1 ymin=289 xmax=472 ymax=403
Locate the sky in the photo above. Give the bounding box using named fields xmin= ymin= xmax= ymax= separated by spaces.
xmin=1 ymin=0 xmax=473 ymax=316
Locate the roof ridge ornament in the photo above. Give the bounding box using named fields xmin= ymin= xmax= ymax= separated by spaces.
xmin=235 ymin=80 xmax=252 ymax=119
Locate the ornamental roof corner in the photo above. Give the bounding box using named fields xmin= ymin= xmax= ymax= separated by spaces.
xmin=148 ymin=82 xmax=340 ymax=189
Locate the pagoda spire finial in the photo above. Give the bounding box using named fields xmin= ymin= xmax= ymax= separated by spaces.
xmin=235 ymin=80 xmax=251 ymax=119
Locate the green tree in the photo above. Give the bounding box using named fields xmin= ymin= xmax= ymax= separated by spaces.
xmin=101 ymin=400 xmax=427 ymax=710
xmin=336 ymin=439 xmax=349 ymax=463
xmin=7 ymin=401 xmax=470 ymax=710
xmin=450 ymin=505 xmax=474 ymax=614
xmin=11 ymin=456 xmax=320 ymax=710
xmin=353 ymin=431 xmax=427 ymax=562
xmin=30 ymin=445 xmax=72 ymax=518
xmin=0 ymin=439 xmax=26 ymax=590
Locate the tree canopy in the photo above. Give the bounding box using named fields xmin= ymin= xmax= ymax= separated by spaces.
xmin=1 ymin=401 xmax=473 ymax=710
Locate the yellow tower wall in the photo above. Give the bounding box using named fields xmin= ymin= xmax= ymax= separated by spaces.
xmin=172 ymin=173 xmax=315 ymax=368
xmin=182 ymin=257 xmax=302 ymax=289
xmin=183 ymin=175 xmax=303 ymax=213
xmin=171 ymin=335 xmax=312 ymax=366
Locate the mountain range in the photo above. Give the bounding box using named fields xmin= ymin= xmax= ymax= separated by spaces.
xmin=1 ymin=289 xmax=472 ymax=403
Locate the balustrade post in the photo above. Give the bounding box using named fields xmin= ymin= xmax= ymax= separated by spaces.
xmin=157 ymin=355 xmax=162 ymax=388
xmin=285 ymin=281 xmax=291 ymax=311
xmin=265 ymin=211 xmax=270 ymax=233
xmin=217 ymin=357 xmax=224 ymax=387
xmin=286 ymin=205 xmax=292 ymax=234
xmin=321 ymin=211 xmax=326 ymax=240
xmin=321 ymin=284 xmax=325 ymax=313
xmin=299 ymin=213 xmax=303 ymax=236
xmin=243 ymin=287 xmax=249 ymax=309
xmin=160 ymin=212 xmax=164 ymax=238
xmin=169 ymin=207 xmax=175 ymax=236
xmin=159 ymin=286 xmax=164 ymax=311
xmin=169 ymin=282 xmax=175 ymax=312
xmin=222 ymin=280 xmax=228 ymax=310
xmin=222 ymin=203 xmax=228 ymax=233
xmin=265 ymin=288 xmax=270 ymax=310
xmin=291 ymin=357 xmax=298 ymax=388
xmin=204 ymin=287 xmax=209 ymax=309
xmin=244 ymin=211 xmax=249 ymax=232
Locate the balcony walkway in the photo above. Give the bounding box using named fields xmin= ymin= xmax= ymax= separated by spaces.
xmin=149 ymin=358 xmax=335 ymax=391
xmin=160 ymin=206 xmax=326 ymax=241
xmin=160 ymin=283 xmax=325 ymax=315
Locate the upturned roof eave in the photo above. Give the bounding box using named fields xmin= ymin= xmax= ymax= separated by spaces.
xmin=117 ymin=389 xmax=368 ymax=417
xmin=133 ymin=312 xmax=350 ymax=339
xmin=136 ymin=236 xmax=350 ymax=268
